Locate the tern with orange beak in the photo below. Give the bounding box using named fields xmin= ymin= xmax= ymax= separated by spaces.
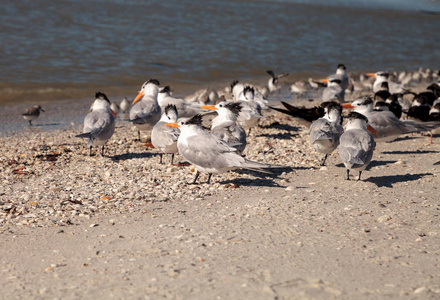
xmin=166 ymin=114 xmax=277 ymax=184
xmin=326 ymin=64 xmax=349 ymax=91
xmin=342 ymin=96 xmax=440 ymax=142
xmin=151 ymin=104 xmax=180 ymax=164
xmin=202 ymin=101 xmax=247 ymax=154
xmin=339 ymin=111 xmax=377 ymax=180
xmin=368 ymin=71 xmax=404 ymax=94
xmin=76 ymin=92 xmax=116 ymax=156
xmin=322 ymin=78 xmax=344 ymax=103
xmin=129 ymin=79 xmax=161 ymax=140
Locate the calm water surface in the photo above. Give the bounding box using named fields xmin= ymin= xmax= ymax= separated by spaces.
xmin=1 ymin=0 xmax=439 ymax=104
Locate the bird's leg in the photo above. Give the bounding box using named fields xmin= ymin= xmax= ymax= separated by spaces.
xmin=346 ymin=169 xmax=350 ymax=180
xmin=206 ymin=173 xmax=212 ymax=184
xmin=159 ymin=153 xmax=163 ymax=164
xmin=29 ymin=120 xmax=33 ymax=126
xmin=101 ymin=145 xmax=105 ymax=156
xmin=170 ymin=153 xmax=175 ymax=165
xmin=321 ymin=154 xmax=328 ymax=166
xmin=137 ymin=130 xmax=141 ymax=141
xmin=430 ymin=131 xmax=433 ymax=144
xmin=358 ymin=171 xmax=362 ymax=181
xmin=190 ymin=170 xmax=200 ymax=185
xmin=89 ymin=146 xmax=93 ymax=156
xmin=248 ymin=128 xmax=252 ymax=135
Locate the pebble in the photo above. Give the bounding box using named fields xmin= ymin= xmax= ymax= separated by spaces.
xmin=377 ymin=215 xmax=392 ymax=223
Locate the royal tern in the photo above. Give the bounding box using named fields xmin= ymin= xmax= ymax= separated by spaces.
xmin=151 ymin=104 xmax=179 ymax=164
xmin=22 ymin=105 xmax=45 ymax=126
xmin=322 ymin=78 xmax=344 ymax=103
xmin=120 ymin=97 xmax=131 ymax=113
xmin=368 ymin=71 xmax=404 ymax=94
xmin=158 ymin=86 xmax=208 ymax=118
xmin=201 ymin=101 xmax=247 ymax=154
xmin=233 ymin=85 xmax=264 ymax=134
xmin=342 ymin=96 xmax=440 ymax=142
xmin=266 ymin=70 xmax=289 ymax=93
xmin=309 ymin=102 xmax=344 ymax=166
xmin=339 ymin=111 xmax=377 ymax=180
xmin=129 ymin=79 xmax=161 ymax=140
xmin=76 ymin=92 xmax=116 ymax=156
xmin=231 ymin=80 xmax=268 ymax=110
xmin=165 ymin=114 xmax=277 ymax=184
xmin=326 ymin=64 xmax=350 ymax=91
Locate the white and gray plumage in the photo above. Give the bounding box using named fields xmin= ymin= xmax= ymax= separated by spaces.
xmin=309 ymin=102 xmax=344 ymax=166
xmin=129 ymin=79 xmax=161 ymax=140
xmin=343 ymin=96 xmax=440 ymax=142
xmin=22 ymin=105 xmax=45 ymax=126
xmin=76 ymin=92 xmax=116 ymax=156
xmin=158 ymin=86 xmax=208 ymax=118
xmin=266 ymin=70 xmax=289 ymax=93
xmin=327 ymin=64 xmax=349 ymax=91
xmin=151 ymin=104 xmax=179 ymax=164
xmin=232 ymin=85 xmax=264 ymax=134
xmin=369 ymin=71 xmax=404 ymax=94
xmin=110 ymin=102 xmax=120 ymax=116
xmin=322 ymin=78 xmax=344 ymax=103
xmin=339 ymin=111 xmax=376 ymax=180
xmin=165 ymin=114 xmax=277 ymax=184
xmin=120 ymin=97 xmax=131 ymax=113
xmin=231 ymin=80 xmax=269 ymax=110
xmin=202 ymin=101 xmax=247 ymax=154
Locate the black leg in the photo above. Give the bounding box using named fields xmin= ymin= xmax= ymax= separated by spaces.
xmin=89 ymin=146 xmax=93 ymax=156
xmin=159 ymin=153 xmax=163 ymax=164
xmin=190 ymin=170 xmax=200 ymax=185
xmin=358 ymin=171 xmax=362 ymax=181
xmin=29 ymin=120 xmax=33 ymax=126
xmin=346 ymin=169 xmax=350 ymax=180
xmin=206 ymin=173 xmax=212 ymax=184
xmin=101 ymin=145 xmax=105 ymax=156
xmin=321 ymin=154 xmax=328 ymax=166
xmin=137 ymin=130 xmax=141 ymax=141
xmin=170 ymin=153 xmax=175 ymax=165
xmin=248 ymin=128 xmax=252 ymax=135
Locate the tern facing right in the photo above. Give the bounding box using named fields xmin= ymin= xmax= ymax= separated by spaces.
xmin=309 ymin=102 xmax=343 ymax=166
xmin=76 ymin=92 xmax=116 ymax=156
xmin=166 ymin=114 xmax=277 ymax=184
xmin=339 ymin=112 xmax=377 ymax=180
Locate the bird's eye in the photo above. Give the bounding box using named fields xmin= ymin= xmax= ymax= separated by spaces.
xmin=219 ymin=104 xmax=223 ymax=107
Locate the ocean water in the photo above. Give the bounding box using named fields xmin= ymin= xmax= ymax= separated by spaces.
xmin=1 ymin=0 xmax=440 ymax=105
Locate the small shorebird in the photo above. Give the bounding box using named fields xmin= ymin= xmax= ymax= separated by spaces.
xmin=76 ymin=92 xmax=116 ymax=156
xmin=120 ymin=97 xmax=131 ymax=113
xmin=166 ymin=114 xmax=277 ymax=184
xmin=339 ymin=111 xmax=377 ymax=180
xmin=129 ymin=79 xmax=162 ymax=141
xmin=151 ymin=104 xmax=180 ymax=164
xmin=22 ymin=105 xmax=45 ymax=126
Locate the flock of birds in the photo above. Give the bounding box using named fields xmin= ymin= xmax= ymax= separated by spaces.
xmin=22 ymin=65 xmax=440 ymax=183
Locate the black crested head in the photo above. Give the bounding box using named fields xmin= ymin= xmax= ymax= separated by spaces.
xmin=325 ymin=101 xmax=342 ymax=113
xmin=387 ymin=94 xmax=397 ymax=102
xmin=337 ymin=64 xmax=346 ymax=70
xmin=185 ymin=114 xmax=203 ymax=126
xmin=231 ymin=80 xmax=239 ymax=91
xmin=225 ymin=102 xmax=243 ymax=115
xmin=330 ymin=78 xmax=342 ymax=84
xmin=360 ymin=95 xmax=374 ymax=106
xmin=164 ymin=104 xmax=177 ymax=115
xmin=266 ymin=70 xmax=275 ymax=78
xmin=244 ymin=86 xmax=254 ymax=95
xmin=95 ymin=92 xmax=110 ymax=102
xmin=147 ymin=79 xmax=160 ymax=86
xmin=378 ymin=72 xmax=389 ymax=78
xmin=348 ymin=111 xmax=368 ymax=123
xmin=160 ymin=86 xmax=171 ymax=94
xmin=415 ymin=94 xmax=428 ymax=105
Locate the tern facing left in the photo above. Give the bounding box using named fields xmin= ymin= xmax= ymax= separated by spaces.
xmin=76 ymin=92 xmax=116 ymax=156
xmin=339 ymin=112 xmax=377 ymax=180
xmin=151 ymin=104 xmax=180 ymax=164
xmin=166 ymin=114 xmax=277 ymax=184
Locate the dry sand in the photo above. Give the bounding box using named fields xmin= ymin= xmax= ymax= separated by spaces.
xmin=1 ymin=95 xmax=440 ymax=299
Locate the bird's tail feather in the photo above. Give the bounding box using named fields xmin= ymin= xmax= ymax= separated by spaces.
xmin=75 ymin=132 xmax=92 ymax=139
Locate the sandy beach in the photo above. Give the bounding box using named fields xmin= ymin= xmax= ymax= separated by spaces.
xmin=1 ymin=83 xmax=440 ymax=299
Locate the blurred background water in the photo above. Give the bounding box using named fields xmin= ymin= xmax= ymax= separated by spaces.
xmin=1 ymin=0 xmax=439 ymax=104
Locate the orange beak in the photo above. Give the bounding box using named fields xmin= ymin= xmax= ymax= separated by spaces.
xmin=201 ymin=105 xmax=217 ymax=111
xmin=367 ymin=125 xmax=378 ymax=135
xmin=342 ymin=103 xmax=355 ymax=109
xmin=132 ymin=91 xmax=145 ymax=104
xmin=110 ymin=109 xmax=117 ymax=118
xmin=321 ymin=79 xmax=329 ymax=83
xmin=165 ymin=122 xmax=180 ymax=128
xmin=367 ymin=73 xmax=376 ymax=77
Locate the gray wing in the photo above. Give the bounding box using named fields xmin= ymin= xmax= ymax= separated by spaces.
xmin=322 ymin=86 xmax=344 ymax=102
xmin=151 ymin=121 xmax=179 ymax=148
xmin=212 ymin=121 xmax=247 ymax=152
xmin=129 ymin=99 xmax=161 ymax=124
xmin=179 ymin=131 xmax=243 ymax=170
xmin=83 ymin=110 xmax=115 ymax=140
xmin=339 ymin=130 xmax=375 ymax=167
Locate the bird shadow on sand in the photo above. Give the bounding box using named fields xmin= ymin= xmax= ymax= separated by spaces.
xmin=381 ymin=150 xmax=440 ymax=155
xmin=258 ymin=122 xmax=301 ymax=132
xmin=365 ymin=173 xmax=433 ymax=188
xmin=335 ymin=160 xmax=397 ymax=169
xmin=32 ymin=123 xmax=61 ymax=127
xmin=111 ymin=151 xmax=158 ymax=161
xmin=222 ymin=167 xmax=294 ymax=187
